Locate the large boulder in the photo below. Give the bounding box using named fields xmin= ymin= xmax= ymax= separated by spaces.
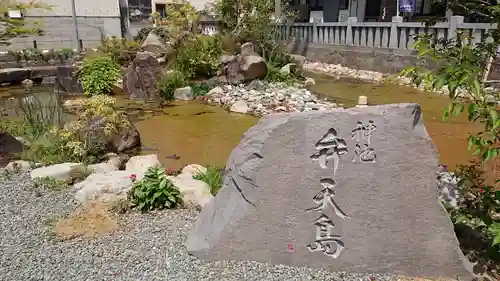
xmin=54 ymin=65 xmax=83 ymax=94
xmin=240 ymin=55 xmax=267 ymax=81
xmin=74 ymin=170 xmax=134 ymax=204
xmin=123 ymin=51 xmax=163 ymax=101
xmin=174 ymin=86 xmax=194 ymax=101
xmin=0 ymin=132 xmax=25 ymax=168
xmin=30 ymin=163 xmax=88 ymax=182
xmin=84 ymin=115 xmax=141 ymax=153
xmin=187 ymin=103 xmax=474 ymax=280
xmin=141 ymin=31 xmax=167 ymax=57
xmin=221 ymin=42 xmax=267 ymax=85
xmin=167 ymin=175 xmax=213 ymax=208
xmin=0 ymin=68 xmax=30 ymax=84
xmin=125 ymin=154 xmax=161 ymax=180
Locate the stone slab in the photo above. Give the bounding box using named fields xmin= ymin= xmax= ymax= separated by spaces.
xmin=187 ymin=103 xmax=474 ymax=280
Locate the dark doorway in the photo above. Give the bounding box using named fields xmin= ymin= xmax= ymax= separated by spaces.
xmin=155 ymin=4 xmax=166 ymax=17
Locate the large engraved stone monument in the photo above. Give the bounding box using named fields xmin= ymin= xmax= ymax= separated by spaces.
xmin=186 ymin=103 xmax=474 ymax=280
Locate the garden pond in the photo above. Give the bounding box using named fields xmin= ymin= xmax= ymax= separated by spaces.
xmin=0 ymin=75 xmax=496 ymax=180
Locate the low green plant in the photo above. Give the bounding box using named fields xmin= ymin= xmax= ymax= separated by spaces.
xmin=264 ymin=61 xmax=305 ymax=84
xmin=174 ymin=35 xmax=222 ymax=79
xmin=127 ymin=166 xmax=183 ymax=212
xmin=157 ymin=70 xmax=187 ymax=101
xmin=193 ymin=166 xmax=223 ymax=195
xmin=189 ymin=82 xmax=214 ymax=97
xmin=77 ymin=54 xmax=121 ymax=96
xmin=33 ymin=177 xmax=68 ymax=190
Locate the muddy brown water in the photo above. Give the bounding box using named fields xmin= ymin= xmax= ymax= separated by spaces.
xmin=0 ymin=78 xmax=495 ymax=178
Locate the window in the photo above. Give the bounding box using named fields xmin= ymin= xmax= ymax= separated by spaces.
xmin=339 ymin=0 xmax=348 ymax=10
xmin=414 ymin=0 xmax=433 ymax=15
xmin=128 ymin=0 xmax=152 ymax=19
xmin=155 ymin=4 xmax=166 ymax=17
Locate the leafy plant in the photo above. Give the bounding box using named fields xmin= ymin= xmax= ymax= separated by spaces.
xmin=264 ymin=63 xmax=303 ymax=84
xmin=400 ymin=1 xmax=500 ymax=268
xmin=189 ymin=82 xmax=214 ymax=97
xmin=210 ymin=0 xmax=296 ymax=67
xmin=193 ymin=166 xmax=223 ymax=195
xmin=97 ymin=36 xmax=140 ymax=65
xmin=127 ymin=166 xmax=183 ymax=212
xmin=174 ymin=35 xmax=222 ymax=78
xmin=157 ymin=70 xmax=187 ymax=101
xmin=164 ymin=3 xmax=199 ymax=38
xmin=77 ymin=54 xmax=121 ymax=96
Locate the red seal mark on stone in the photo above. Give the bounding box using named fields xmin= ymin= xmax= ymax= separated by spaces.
xmin=285 ymin=243 xmax=295 ymax=252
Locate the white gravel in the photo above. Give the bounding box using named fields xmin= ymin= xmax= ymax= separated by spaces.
xmin=0 ymin=170 xmax=400 ymax=281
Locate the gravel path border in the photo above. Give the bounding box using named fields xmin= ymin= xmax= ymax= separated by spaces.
xmin=0 ymin=170 xmax=407 ymax=281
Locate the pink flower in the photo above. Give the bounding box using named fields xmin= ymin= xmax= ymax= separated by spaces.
xmin=480 ymin=188 xmax=485 ymax=193
xmin=129 ymin=174 xmax=137 ymax=180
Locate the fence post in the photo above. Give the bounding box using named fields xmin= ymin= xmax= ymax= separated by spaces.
xmin=346 ymin=17 xmax=357 ymax=45
xmin=313 ymin=21 xmax=318 ymax=43
xmin=389 ymin=16 xmax=403 ymax=49
xmin=448 ymin=15 xmax=464 ymax=41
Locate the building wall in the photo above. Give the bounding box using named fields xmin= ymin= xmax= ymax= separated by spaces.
xmin=1 ymin=0 xmax=122 ymax=51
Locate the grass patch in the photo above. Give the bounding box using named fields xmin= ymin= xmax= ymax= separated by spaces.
xmin=193 ymin=166 xmax=223 ymax=195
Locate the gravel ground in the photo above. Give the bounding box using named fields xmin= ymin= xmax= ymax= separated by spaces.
xmin=0 ymin=170 xmax=401 ymax=281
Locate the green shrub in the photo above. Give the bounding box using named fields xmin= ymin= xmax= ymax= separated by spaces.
xmin=193 ymin=166 xmax=223 ymax=195
xmin=77 ymin=54 xmax=121 ymax=96
xmin=189 ymin=82 xmax=214 ymax=97
xmin=127 ymin=166 xmax=183 ymax=212
xmin=174 ymin=35 xmax=222 ymax=78
xmin=157 ymin=70 xmax=187 ymax=101
xmin=97 ymin=36 xmax=140 ymax=65
xmin=264 ymin=63 xmax=304 ymax=84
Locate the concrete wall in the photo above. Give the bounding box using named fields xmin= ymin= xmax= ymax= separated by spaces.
xmin=1 ymin=0 xmax=122 ymax=51
xmin=289 ymin=42 xmax=500 ymax=81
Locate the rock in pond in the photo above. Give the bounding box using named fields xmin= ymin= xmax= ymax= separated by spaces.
xmin=174 ymin=86 xmax=194 ymax=101
xmin=230 ymin=100 xmax=249 ymax=114
xmin=123 ymin=51 xmax=163 ymax=101
xmin=187 ymin=103 xmax=474 ymax=280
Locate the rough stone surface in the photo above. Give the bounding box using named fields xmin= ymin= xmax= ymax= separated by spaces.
xmin=141 ymin=31 xmax=167 ymax=56
xmin=181 ymin=164 xmax=207 ymax=177
xmin=5 ymin=160 xmax=32 ymax=172
xmin=84 ymin=115 xmax=141 ymax=153
xmin=125 ymin=154 xmax=161 ymax=180
xmin=280 ymin=63 xmax=297 ymax=74
xmin=54 ymin=65 xmax=83 ymax=94
xmin=205 ymin=81 xmax=338 ymax=116
xmin=174 ymin=86 xmax=194 ymax=101
xmin=74 ymin=170 xmax=133 ymax=204
xmin=30 ymin=163 xmax=87 ymax=182
xmin=167 ymin=175 xmax=213 ymax=208
xmin=187 ymin=103 xmax=474 ymax=280
xmin=240 ymin=55 xmax=267 ymax=82
xmin=220 ymin=42 xmax=267 ymax=85
xmin=230 ymin=100 xmax=249 ymax=114
xmin=123 ymin=51 xmax=163 ymax=101
xmin=0 ymin=132 xmax=24 ymax=168
xmin=290 ymin=54 xmax=306 ymax=66
xmin=0 ymin=68 xmax=30 ymax=84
